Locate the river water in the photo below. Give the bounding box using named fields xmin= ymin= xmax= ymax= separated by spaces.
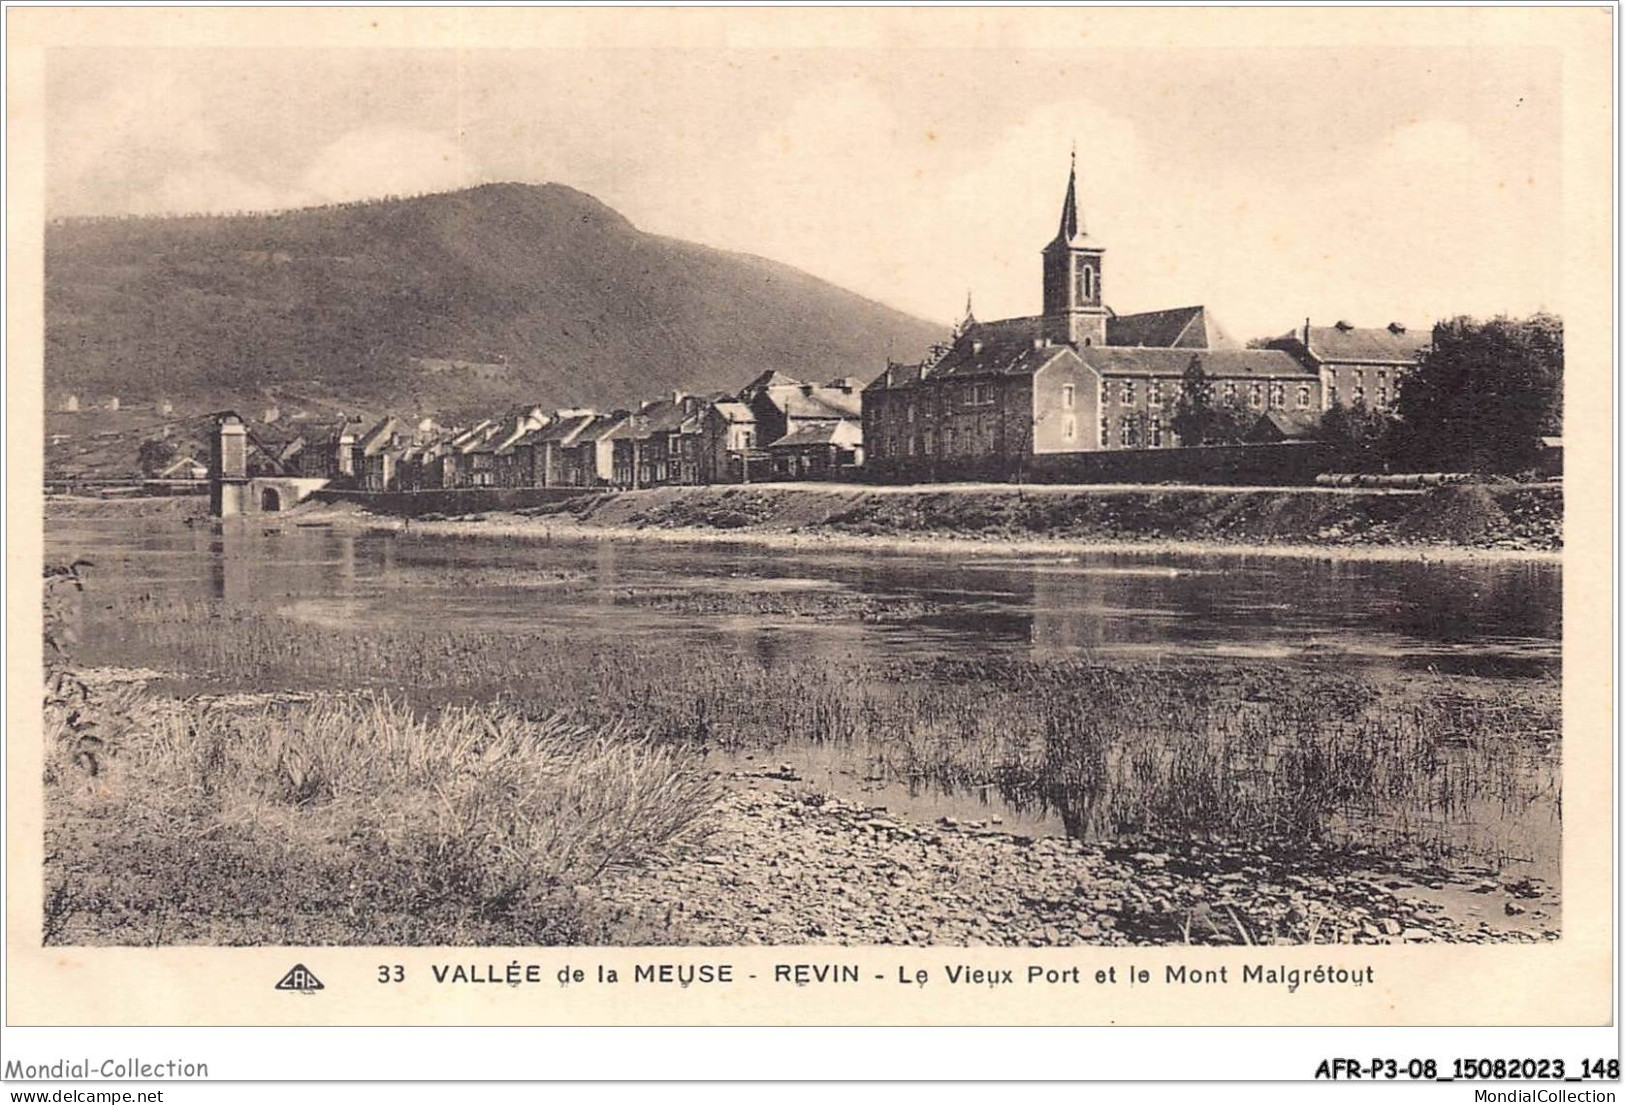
xmin=48 ymin=516 xmax=1560 ymax=678
xmin=48 ymin=514 xmax=1563 ymax=927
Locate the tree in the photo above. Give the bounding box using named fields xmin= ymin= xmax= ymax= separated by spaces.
xmin=1395 ymin=313 xmax=1562 ymax=472
xmin=136 ymin=437 xmax=177 ymax=476
xmin=1317 ymin=400 xmax=1398 ymax=472
xmin=1205 ymin=398 xmax=1256 ymax=445
xmin=1169 ymin=357 xmax=1212 ymax=446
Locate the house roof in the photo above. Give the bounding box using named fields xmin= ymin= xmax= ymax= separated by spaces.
xmin=739 ymin=370 xmax=803 ymax=395
xmin=573 ymin=414 xmax=633 ymax=444
xmin=1271 ymin=323 xmax=1429 ymax=365
xmin=535 ymin=413 xmax=598 ymax=444
xmin=1107 ymin=306 xmax=1238 ymax=350
xmin=1081 ymin=347 xmax=1313 ymax=379
xmin=783 ymin=386 xmax=861 ymax=420
xmin=768 ymin=420 xmax=863 ymax=450
xmin=155 ymin=456 xmax=207 ymax=478
xmin=357 ymin=416 xmax=402 ymax=456
xmin=709 ymin=401 xmax=756 ymax=423
xmin=635 ymin=399 xmax=691 ymax=434
xmin=868 ymin=361 xmax=927 ymax=391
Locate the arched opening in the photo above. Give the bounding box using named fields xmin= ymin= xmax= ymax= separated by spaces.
xmin=260 ymin=487 xmax=282 ymax=512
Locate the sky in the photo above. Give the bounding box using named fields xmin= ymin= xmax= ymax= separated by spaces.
xmin=45 ymin=42 xmax=1563 ymax=342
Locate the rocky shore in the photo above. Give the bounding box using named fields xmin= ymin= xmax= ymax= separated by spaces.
xmin=594 ymin=770 xmax=1558 ymax=947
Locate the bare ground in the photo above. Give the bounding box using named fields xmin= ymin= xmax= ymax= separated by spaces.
xmin=593 ymin=770 xmax=1557 ymax=947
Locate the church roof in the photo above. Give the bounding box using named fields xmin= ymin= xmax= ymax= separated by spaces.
xmin=921 ymin=325 xmax=1079 ymax=381
xmin=1107 ymin=306 xmax=1238 ymax=350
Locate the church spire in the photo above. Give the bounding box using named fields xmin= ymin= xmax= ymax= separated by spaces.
xmin=1055 ymin=146 xmax=1085 ymax=243
xmin=1041 ymin=148 xmax=1106 ymax=347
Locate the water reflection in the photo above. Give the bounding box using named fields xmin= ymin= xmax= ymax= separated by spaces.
xmin=49 ymin=515 xmax=1560 ymax=680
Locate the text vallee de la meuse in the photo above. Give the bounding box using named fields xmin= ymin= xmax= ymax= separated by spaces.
xmin=430 ymin=962 xmax=1376 ymax=995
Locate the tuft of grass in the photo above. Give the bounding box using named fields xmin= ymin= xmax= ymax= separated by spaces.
xmin=45 ymin=690 xmax=720 ymax=945
xmin=80 ymin=592 xmax=1562 ymax=876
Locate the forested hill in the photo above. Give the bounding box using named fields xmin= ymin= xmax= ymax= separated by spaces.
xmin=45 ymin=183 xmax=942 ymax=419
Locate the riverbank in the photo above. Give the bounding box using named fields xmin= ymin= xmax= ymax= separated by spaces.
xmin=288 ymin=479 xmax=1562 ymax=562
xmin=46 ymin=673 xmax=1553 ymax=946
xmin=594 ymin=770 xmax=1554 ymax=946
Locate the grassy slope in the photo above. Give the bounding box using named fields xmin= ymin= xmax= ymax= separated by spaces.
xmin=46 ymin=183 xmax=942 ymax=420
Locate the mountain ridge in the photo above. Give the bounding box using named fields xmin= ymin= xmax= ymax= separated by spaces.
xmin=45 ymin=182 xmax=944 ymax=420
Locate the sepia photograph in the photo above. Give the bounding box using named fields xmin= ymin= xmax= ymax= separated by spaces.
xmin=6 ymin=6 xmax=1614 ymax=1047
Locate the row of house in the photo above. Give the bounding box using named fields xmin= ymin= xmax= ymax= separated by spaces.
xmin=231 ymin=370 xmax=868 ymax=494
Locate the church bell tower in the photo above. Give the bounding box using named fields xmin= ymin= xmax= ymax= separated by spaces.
xmin=1042 ymin=152 xmax=1107 ymax=347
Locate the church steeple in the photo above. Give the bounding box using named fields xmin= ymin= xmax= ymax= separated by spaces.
xmin=1054 ymin=147 xmax=1085 ymax=244
xmin=1042 ymin=150 xmax=1107 ymax=347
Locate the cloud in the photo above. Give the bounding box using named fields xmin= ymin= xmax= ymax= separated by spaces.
xmin=297 ymin=125 xmax=484 ymax=205
xmin=938 ymin=100 xmax=1143 ymax=321
xmin=148 ymin=165 xmax=311 ymax=217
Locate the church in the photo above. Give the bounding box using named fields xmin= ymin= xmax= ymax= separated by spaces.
xmin=863 ymin=157 xmax=1328 ymax=476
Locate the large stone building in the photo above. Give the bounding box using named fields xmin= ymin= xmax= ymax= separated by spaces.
xmin=864 ymin=157 xmax=1330 ymax=476
xmin=1266 ymin=320 xmax=1430 ymax=412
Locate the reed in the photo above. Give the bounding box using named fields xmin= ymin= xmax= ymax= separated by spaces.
xmin=81 ymin=594 xmax=1560 ymax=873
xmin=44 ymin=690 xmax=720 ymax=945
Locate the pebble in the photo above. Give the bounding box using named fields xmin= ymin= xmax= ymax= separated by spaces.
xmin=592 ymin=778 xmax=1554 ymax=947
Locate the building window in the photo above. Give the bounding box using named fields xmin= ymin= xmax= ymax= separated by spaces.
xmin=907 ymin=404 xmax=916 ymax=424
xmin=1328 ymin=385 xmax=1339 ymax=407
xmin=1100 ymin=418 xmax=1109 ymax=447
xmin=1061 ymin=384 xmax=1075 ymax=410
xmin=1149 ymin=380 xmax=1164 ymax=407
xmin=1377 ymin=386 xmax=1389 ymax=410
xmin=943 ymin=427 xmax=955 ymax=454
xmin=1222 ymin=381 xmax=1238 ymax=404
xmin=1074 ymin=262 xmax=1094 ymax=303
xmin=1268 ymin=382 xmax=1285 ymax=410
xmin=1150 ymin=417 xmax=1162 ymax=447
xmin=1249 ymin=382 xmax=1264 ymax=409
xmin=1297 ymin=384 xmax=1311 ymax=409
xmin=1119 ymin=419 xmax=1131 ymax=447
xmin=1352 ymin=386 xmax=1366 ymax=406
xmin=1063 ymin=417 xmax=1076 ymax=441
xmin=1121 ymin=380 xmax=1137 ymax=405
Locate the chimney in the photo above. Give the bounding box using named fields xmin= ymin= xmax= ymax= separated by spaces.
xmin=1303 ymin=317 xmax=1310 ymax=347
xmin=673 ymin=390 xmax=687 ymax=405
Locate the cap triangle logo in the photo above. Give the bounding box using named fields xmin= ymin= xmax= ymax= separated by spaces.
xmin=274 ymin=963 xmax=325 ymax=992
